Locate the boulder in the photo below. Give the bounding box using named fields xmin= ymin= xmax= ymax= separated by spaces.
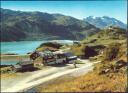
xmin=103 ymin=43 xmax=120 ymax=61
xmin=115 ymin=60 xmax=127 ymax=69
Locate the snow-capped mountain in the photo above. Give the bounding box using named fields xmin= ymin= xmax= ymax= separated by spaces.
xmin=84 ymin=16 xmax=127 ymax=29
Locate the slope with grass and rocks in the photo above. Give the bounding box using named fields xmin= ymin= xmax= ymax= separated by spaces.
xmin=35 ymin=26 xmax=127 ymax=92
xmin=36 ymin=42 xmax=63 ymax=52
xmin=69 ymin=26 xmax=126 ymax=59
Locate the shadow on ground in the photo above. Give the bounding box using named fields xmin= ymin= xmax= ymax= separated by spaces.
xmin=49 ymin=63 xmax=69 ymax=67
xmin=17 ymin=67 xmax=39 ymax=73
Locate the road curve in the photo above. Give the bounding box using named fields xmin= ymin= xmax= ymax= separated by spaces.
xmin=1 ymin=59 xmax=99 ymax=92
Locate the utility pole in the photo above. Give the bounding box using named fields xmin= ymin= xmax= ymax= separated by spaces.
xmin=73 ymin=33 xmax=78 ymax=45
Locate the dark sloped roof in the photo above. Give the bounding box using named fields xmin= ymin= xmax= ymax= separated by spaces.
xmin=18 ymin=61 xmax=33 ymax=66
xmin=64 ymin=52 xmax=74 ymax=57
xmin=39 ymin=50 xmax=55 ymax=57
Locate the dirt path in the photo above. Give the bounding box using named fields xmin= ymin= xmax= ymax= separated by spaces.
xmin=1 ymin=59 xmax=99 ymax=92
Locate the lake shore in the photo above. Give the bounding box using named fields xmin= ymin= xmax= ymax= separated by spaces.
xmin=0 ymin=54 xmax=29 ymax=60
xmin=0 ymin=54 xmax=30 ymax=66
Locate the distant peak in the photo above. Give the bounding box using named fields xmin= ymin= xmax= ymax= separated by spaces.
xmin=84 ymin=16 xmax=126 ymax=29
xmin=88 ymin=16 xmax=96 ymax=19
xmin=102 ymin=16 xmax=109 ymax=18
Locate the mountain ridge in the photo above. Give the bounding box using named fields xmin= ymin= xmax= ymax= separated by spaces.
xmin=0 ymin=8 xmax=100 ymax=42
xmin=84 ymin=16 xmax=127 ymax=29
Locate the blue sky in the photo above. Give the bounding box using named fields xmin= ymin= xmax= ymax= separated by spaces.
xmin=1 ymin=0 xmax=127 ymax=23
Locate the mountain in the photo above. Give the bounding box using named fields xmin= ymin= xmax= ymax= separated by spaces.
xmin=84 ymin=16 xmax=127 ymax=29
xmin=0 ymin=8 xmax=100 ymax=42
xmin=82 ymin=26 xmax=126 ymax=46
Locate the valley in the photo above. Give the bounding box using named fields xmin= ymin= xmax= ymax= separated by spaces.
xmin=1 ymin=26 xmax=127 ymax=92
xmin=0 ymin=1 xmax=127 ymax=92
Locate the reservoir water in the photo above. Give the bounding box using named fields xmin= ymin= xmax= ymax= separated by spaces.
xmin=1 ymin=40 xmax=73 ymax=55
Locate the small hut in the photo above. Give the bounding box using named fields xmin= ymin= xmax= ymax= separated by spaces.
xmin=64 ymin=52 xmax=77 ymax=63
xmin=13 ymin=61 xmax=34 ymax=71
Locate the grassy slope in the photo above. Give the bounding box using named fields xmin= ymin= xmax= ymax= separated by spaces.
xmin=37 ymin=68 xmax=126 ymax=92
xmin=36 ymin=27 xmax=127 ymax=92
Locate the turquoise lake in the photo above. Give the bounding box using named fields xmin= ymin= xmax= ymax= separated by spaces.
xmin=1 ymin=40 xmax=73 ymax=55
xmin=1 ymin=41 xmax=47 ymax=55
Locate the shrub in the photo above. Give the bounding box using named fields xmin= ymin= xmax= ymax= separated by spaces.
xmin=103 ymin=43 xmax=121 ymax=61
xmin=84 ymin=46 xmax=98 ymax=59
xmin=71 ymin=44 xmax=85 ymax=57
xmin=1 ymin=66 xmax=13 ymax=74
xmin=89 ymin=39 xmax=97 ymax=43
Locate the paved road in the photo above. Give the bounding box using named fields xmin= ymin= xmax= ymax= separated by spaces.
xmin=1 ymin=59 xmax=99 ymax=92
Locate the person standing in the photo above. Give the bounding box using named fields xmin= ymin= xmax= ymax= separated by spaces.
xmin=73 ymin=61 xmax=77 ymax=68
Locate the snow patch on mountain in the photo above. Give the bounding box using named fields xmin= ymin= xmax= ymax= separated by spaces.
xmin=84 ymin=16 xmax=127 ymax=29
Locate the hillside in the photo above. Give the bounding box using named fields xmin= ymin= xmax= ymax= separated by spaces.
xmin=82 ymin=26 xmax=126 ymax=46
xmin=69 ymin=26 xmax=126 ymax=59
xmin=84 ymin=16 xmax=127 ymax=29
xmin=0 ymin=8 xmax=99 ymax=42
xmin=35 ymin=26 xmax=127 ymax=92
